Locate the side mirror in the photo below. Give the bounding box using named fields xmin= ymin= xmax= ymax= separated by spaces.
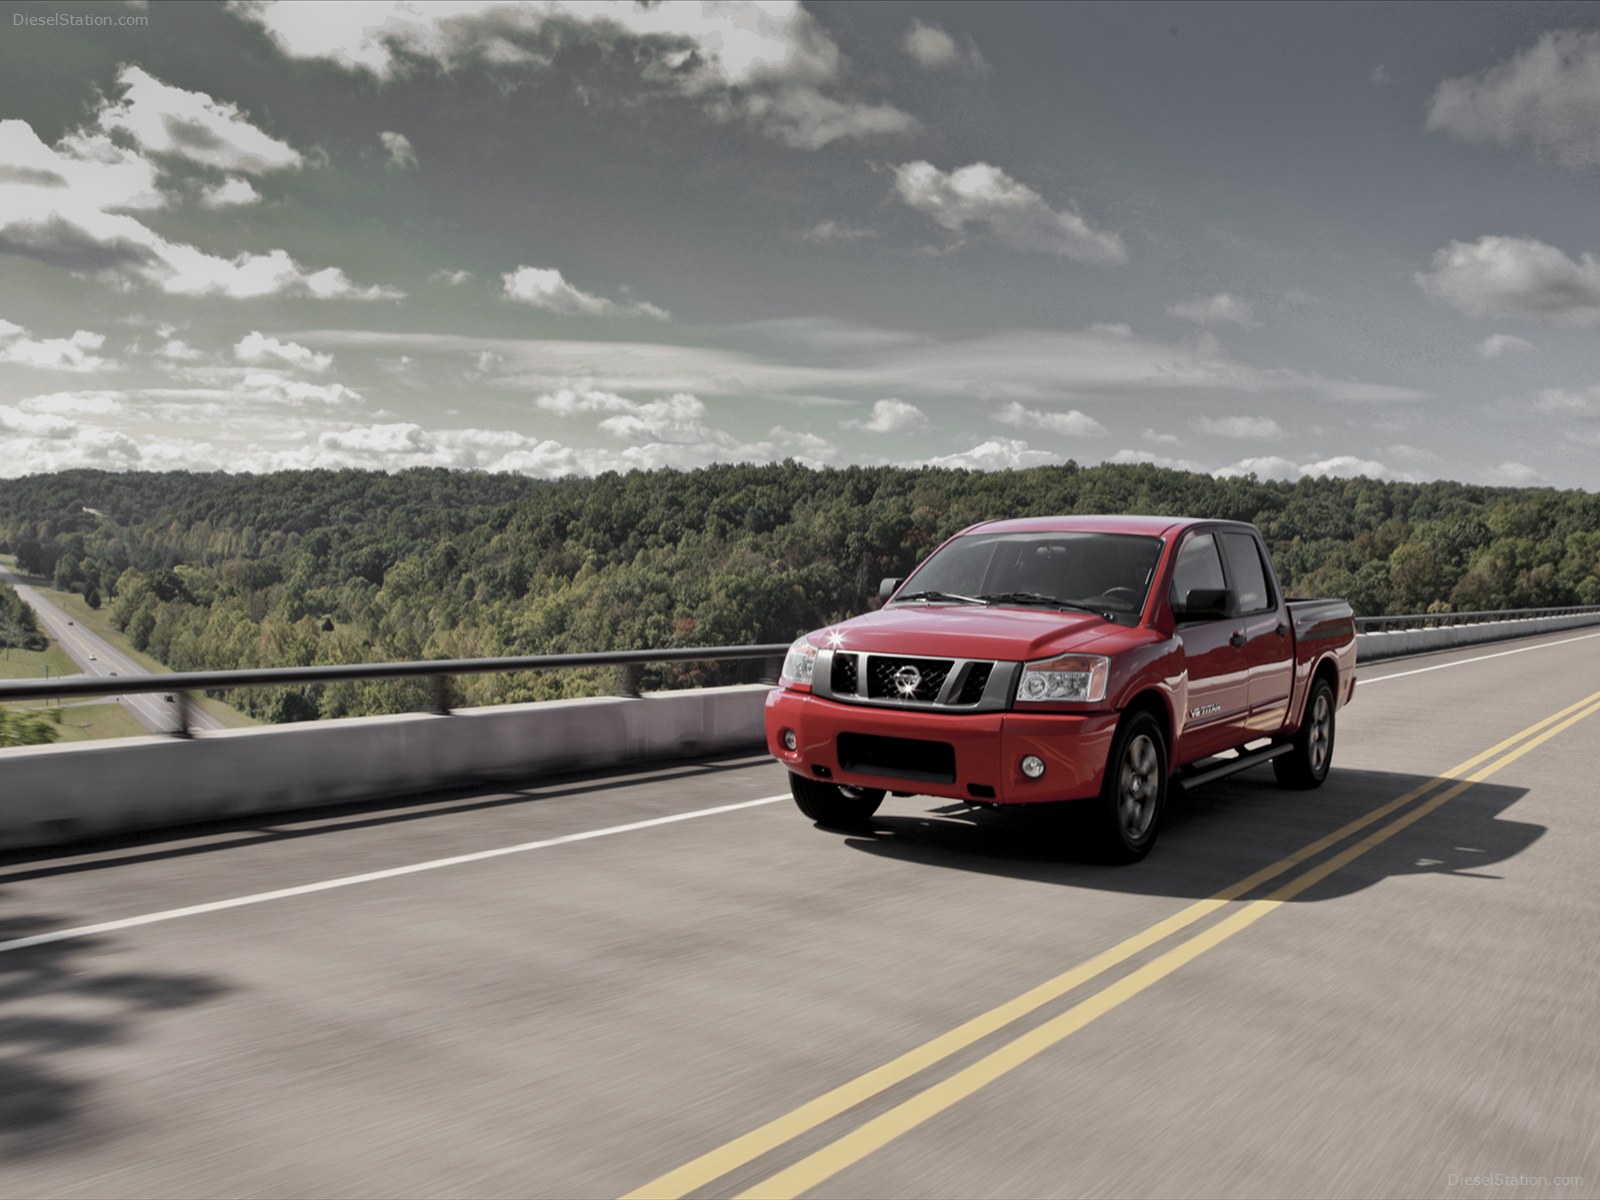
xmin=878 ymin=577 xmax=903 ymax=602
xmin=1174 ymin=587 xmax=1235 ymax=621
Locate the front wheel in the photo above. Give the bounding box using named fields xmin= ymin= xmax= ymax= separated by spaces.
xmin=1083 ymin=711 xmax=1168 ymax=863
xmin=790 ymin=774 xmax=885 ymax=827
xmin=1274 ymin=677 xmax=1335 ymax=789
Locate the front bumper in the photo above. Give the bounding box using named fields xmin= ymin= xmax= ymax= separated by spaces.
xmin=765 ymin=686 xmax=1119 ymax=805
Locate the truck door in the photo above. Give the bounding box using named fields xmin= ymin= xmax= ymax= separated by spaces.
xmin=1170 ymin=530 xmax=1248 ymax=763
xmin=1219 ymin=530 xmax=1294 ymax=735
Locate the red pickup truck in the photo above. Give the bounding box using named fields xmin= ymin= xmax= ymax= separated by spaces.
xmin=765 ymin=516 xmax=1356 ymax=861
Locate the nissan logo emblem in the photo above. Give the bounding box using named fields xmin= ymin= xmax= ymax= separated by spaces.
xmin=893 ymin=664 xmax=923 ymax=696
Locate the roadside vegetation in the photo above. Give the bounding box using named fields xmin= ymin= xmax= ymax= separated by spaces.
xmin=2 ymin=463 xmax=1598 ymax=725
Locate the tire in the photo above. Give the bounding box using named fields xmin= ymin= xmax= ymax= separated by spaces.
xmin=1084 ymin=711 xmax=1168 ymax=863
xmin=1274 ymin=677 xmax=1335 ymax=790
xmin=790 ymin=774 xmax=885 ymax=827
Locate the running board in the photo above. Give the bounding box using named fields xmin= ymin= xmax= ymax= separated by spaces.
xmin=1176 ymin=742 xmax=1292 ymax=793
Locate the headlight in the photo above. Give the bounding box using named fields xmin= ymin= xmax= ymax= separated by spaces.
xmin=780 ymin=636 xmax=819 ymax=687
xmin=1016 ymin=654 xmax=1110 ymax=704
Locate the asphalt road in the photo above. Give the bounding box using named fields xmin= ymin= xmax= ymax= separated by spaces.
xmin=1 ymin=628 xmax=1597 ymax=1198
xmin=0 ymin=566 xmax=224 ymax=734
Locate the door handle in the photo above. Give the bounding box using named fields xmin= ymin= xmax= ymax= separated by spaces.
xmin=1230 ymin=632 xmax=1247 ymax=648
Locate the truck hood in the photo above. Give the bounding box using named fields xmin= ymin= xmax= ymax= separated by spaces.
xmin=815 ymin=605 xmax=1127 ymax=662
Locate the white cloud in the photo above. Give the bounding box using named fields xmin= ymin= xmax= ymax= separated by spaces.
xmin=0 ymin=320 xmax=111 ymax=372
xmin=1213 ymin=454 xmax=1399 ymax=481
xmin=768 ymin=425 xmax=837 ymax=464
xmin=430 ymin=268 xmax=473 ymax=286
xmin=1416 ymin=235 xmax=1600 ymax=327
xmin=157 ymin=336 xmax=204 ymax=361
xmin=239 ymin=371 xmax=362 ymax=407
xmin=534 ymin=386 xmax=635 ymax=415
xmin=737 ymin=86 xmax=918 ymax=151
xmin=901 ymin=19 xmax=987 ymax=74
xmin=1371 ymin=63 xmax=1392 ymax=86
xmin=502 ymin=265 xmax=669 ymax=320
xmin=199 ymin=176 xmax=263 ymax=207
xmin=0 ymin=76 xmax=402 ymax=301
xmin=1193 ymin=414 xmax=1283 ymax=439
xmin=1214 ymin=455 xmax=1300 ymax=480
xmin=843 ymin=398 xmax=928 ymax=434
xmin=993 ymin=401 xmax=1108 ymax=437
xmin=1142 ymin=428 xmax=1180 ymax=445
xmin=379 ymin=130 xmax=418 ymax=170
xmin=234 ymin=331 xmax=334 ymax=372
xmin=891 ymin=161 xmax=1127 ymax=263
xmin=797 ymin=219 xmax=877 ymax=245
xmin=597 ymin=391 xmax=707 ymax=442
xmin=1088 ymin=322 xmax=1132 ymax=337
xmin=16 ymin=391 xmax=126 ymax=417
xmin=1427 ymin=31 xmax=1600 ymax=169
xmin=303 ymin=323 xmax=1429 ymax=413
xmin=1168 ymin=292 xmax=1259 ymax=328
xmin=97 ymin=65 xmax=303 ymax=173
xmin=926 ymin=438 xmax=1060 ymax=471
xmin=1299 ymin=455 xmax=1396 ymax=480
xmin=1387 ymin=444 xmax=1441 ymax=463
xmin=1536 ymin=385 xmax=1600 ymax=414
xmin=1476 ymin=333 xmax=1536 ymax=358
xmin=1489 ymin=460 xmax=1542 ymax=484
xmin=1108 ymin=448 xmax=1206 ymax=473
xmin=232 ymin=0 xmax=917 ymax=151
xmin=1283 ymin=287 xmax=1321 ymax=307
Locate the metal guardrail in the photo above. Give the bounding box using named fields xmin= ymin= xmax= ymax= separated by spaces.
xmin=1353 ymin=605 xmax=1600 ymax=633
xmin=6 ymin=603 xmax=1599 ymax=739
xmin=0 ymin=644 xmax=791 ymax=738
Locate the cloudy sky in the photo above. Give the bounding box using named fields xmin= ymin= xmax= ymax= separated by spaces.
xmin=1 ymin=0 xmax=1598 ymax=487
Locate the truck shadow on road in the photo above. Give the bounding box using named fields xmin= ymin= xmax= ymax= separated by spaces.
xmin=0 ymin=907 xmax=231 ymax=1163
xmin=836 ymin=767 xmax=1542 ymax=903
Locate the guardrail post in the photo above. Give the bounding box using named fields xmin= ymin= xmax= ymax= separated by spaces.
xmin=617 ymin=663 xmax=643 ymax=698
xmin=431 ymin=674 xmax=452 ymax=715
xmin=172 ymin=691 xmax=192 ymax=739
xmin=759 ymin=655 xmax=783 ymax=685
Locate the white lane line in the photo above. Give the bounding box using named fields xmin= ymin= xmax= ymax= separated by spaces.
xmin=0 ymin=794 xmax=788 ymax=955
xmin=1358 ymin=630 xmax=1600 ymax=685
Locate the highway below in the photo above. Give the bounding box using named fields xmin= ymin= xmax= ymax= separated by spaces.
xmin=0 ymin=566 xmax=225 ymax=735
xmin=1 ymin=628 xmax=1596 ymax=1198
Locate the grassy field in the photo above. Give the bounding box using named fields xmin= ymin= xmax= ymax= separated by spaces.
xmin=0 ymin=642 xmax=76 ymax=680
xmin=1 ymin=554 xmax=255 ymax=730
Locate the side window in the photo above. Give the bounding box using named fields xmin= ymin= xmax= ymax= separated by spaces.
xmin=1170 ymin=532 xmax=1226 ymax=610
xmin=1220 ymin=532 xmax=1274 ymax=614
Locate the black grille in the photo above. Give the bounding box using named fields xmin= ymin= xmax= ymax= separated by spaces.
xmin=954 ymin=663 xmax=993 ymax=705
xmin=837 ymin=733 xmax=956 ymax=783
xmin=866 ymin=656 xmax=953 ymax=701
xmin=831 ymin=653 xmax=858 ymax=694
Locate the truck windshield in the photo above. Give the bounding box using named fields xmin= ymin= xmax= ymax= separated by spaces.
xmin=894 ymin=531 xmax=1163 ymax=622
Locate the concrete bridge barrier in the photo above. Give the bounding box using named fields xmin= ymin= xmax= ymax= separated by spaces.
xmin=1355 ymin=610 xmax=1600 ymax=662
xmin=0 ymin=684 xmax=770 ymax=852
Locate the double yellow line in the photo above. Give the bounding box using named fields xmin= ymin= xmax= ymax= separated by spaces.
xmin=624 ymin=685 xmax=1600 ymax=1200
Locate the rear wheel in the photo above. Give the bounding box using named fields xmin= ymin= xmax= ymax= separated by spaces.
xmin=1083 ymin=711 xmax=1168 ymax=863
xmin=1274 ymin=677 xmax=1335 ymax=789
xmin=790 ymin=774 xmax=885 ymax=827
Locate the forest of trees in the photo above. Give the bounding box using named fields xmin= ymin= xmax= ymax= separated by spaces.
xmin=2 ymin=462 xmax=1598 ymax=723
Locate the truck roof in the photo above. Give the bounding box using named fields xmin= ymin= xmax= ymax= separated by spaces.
xmin=959 ymin=514 xmax=1238 ymax=538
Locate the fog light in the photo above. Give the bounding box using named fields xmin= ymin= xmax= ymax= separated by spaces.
xmin=1020 ymin=755 xmax=1046 ymax=779
xmin=781 ymin=728 xmax=798 ymax=751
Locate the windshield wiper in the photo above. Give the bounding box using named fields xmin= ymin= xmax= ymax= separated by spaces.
xmin=892 ymin=590 xmax=985 ymax=605
xmin=979 ymin=592 xmax=1107 ymax=616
